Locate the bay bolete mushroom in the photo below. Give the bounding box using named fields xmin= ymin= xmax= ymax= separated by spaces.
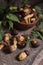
xmin=11 ymin=37 xmax=17 ymax=52
xmin=18 ymin=50 xmax=29 ymax=61
xmin=31 ymin=39 xmax=40 ymax=47
xmin=24 ymin=14 xmax=34 ymax=24
xmin=3 ymin=33 xmax=11 ymax=43
xmin=17 ymin=35 xmax=26 ymax=49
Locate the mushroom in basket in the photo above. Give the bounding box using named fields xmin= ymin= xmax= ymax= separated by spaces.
xmin=14 ymin=5 xmax=39 ymax=30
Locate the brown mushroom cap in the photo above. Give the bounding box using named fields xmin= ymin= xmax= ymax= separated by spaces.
xmin=17 ymin=35 xmax=26 ymax=49
xmin=31 ymin=39 xmax=39 ymax=47
xmin=18 ymin=52 xmax=27 ymax=61
xmin=18 ymin=35 xmax=25 ymax=41
xmin=3 ymin=33 xmax=11 ymax=42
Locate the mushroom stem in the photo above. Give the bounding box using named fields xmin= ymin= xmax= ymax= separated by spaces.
xmin=24 ymin=14 xmax=34 ymax=19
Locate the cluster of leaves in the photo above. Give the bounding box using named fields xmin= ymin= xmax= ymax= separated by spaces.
xmin=34 ymin=6 xmax=42 ymax=14
xmin=31 ymin=29 xmax=43 ymax=40
xmin=26 ymin=36 xmax=30 ymax=45
xmin=6 ymin=13 xmax=19 ymax=29
xmin=34 ymin=6 xmax=43 ymax=25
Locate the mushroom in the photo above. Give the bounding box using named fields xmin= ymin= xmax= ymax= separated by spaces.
xmin=17 ymin=35 xmax=26 ymax=49
xmin=0 ymin=43 xmax=4 ymax=50
xmin=11 ymin=37 xmax=17 ymax=52
xmin=11 ymin=44 xmax=17 ymax=52
xmin=24 ymin=14 xmax=34 ymax=24
xmin=31 ymin=18 xmax=36 ymax=21
xmin=18 ymin=50 xmax=29 ymax=61
xmin=33 ymin=8 xmax=36 ymax=12
xmin=4 ymin=33 xmax=11 ymax=43
xmin=24 ymin=14 xmax=34 ymax=19
xmin=24 ymin=8 xmax=31 ymax=15
xmin=23 ymin=5 xmax=31 ymax=15
xmin=19 ymin=8 xmax=23 ymax=11
xmin=18 ymin=35 xmax=25 ymax=41
xmin=31 ymin=39 xmax=39 ymax=47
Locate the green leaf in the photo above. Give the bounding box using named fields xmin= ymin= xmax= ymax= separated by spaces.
xmin=0 ymin=31 xmax=4 ymax=41
xmin=39 ymin=14 xmax=43 ymax=24
xmin=40 ymin=28 xmax=43 ymax=32
xmin=26 ymin=36 xmax=30 ymax=45
xmin=8 ymin=21 xmax=13 ymax=29
xmin=36 ymin=32 xmax=43 ymax=40
xmin=39 ymin=14 xmax=43 ymax=19
xmin=0 ymin=21 xmax=2 ymax=31
xmin=9 ymin=6 xmax=17 ymax=11
xmin=24 ymin=0 xmax=29 ymax=5
xmin=32 ymin=30 xmax=43 ymax=40
xmin=6 ymin=14 xmax=19 ymax=22
xmin=35 ymin=6 xmax=42 ymax=14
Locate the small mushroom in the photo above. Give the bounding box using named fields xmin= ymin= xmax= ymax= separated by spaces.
xmin=11 ymin=37 xmax=17 ymax=52
xmin=0 ymin=43 xmax=4 ymax=50
xmin=13 ymin=37 xmax=17 ymax=45
xmin=17 ymin=35 xmax=26 ymax=49
xmin=33 ymin=8 xmax=36 ymax=12
xmin=19 ymin=8 xmax=23 ymax=11
xmin=31 ymin=18 xmax=36 ymax=21
xmin=24 ymin=8 xmax=31 ymax=15
xmin=24 ymin=14 xmax=34 ymax=24
xmin=23 ymin=5 xmax=31 ymax=15
xmin=31 ymin=39 xmax=39 ymax=47
xmin=11 ymin=44 xmax=17 ymax=52
xmin=3 ymin=33 xmax=11 ymax=43
xmin=24 ymin=14 xmax=34 ymax=19
xmin=18 ymin=50 xmax=29 ymax=61
xmin=18 ymin=35 xmax=25 ymax=41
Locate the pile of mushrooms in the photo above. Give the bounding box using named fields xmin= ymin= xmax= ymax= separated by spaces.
xmin=0 ymin=32 xmax=40 ymax=60
xmin=0 ymin=33 xmax=26 ymax=53
xmin=16 ymin=5 xmax=38 ymax=24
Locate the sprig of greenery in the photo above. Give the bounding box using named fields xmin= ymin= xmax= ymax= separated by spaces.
xmin=26 ymin=36 xmax=30 ymax=45
xmin=0 ymin=30 xmax=4 ymax=41
xmin=35 ymin=6 xmax=42 ymax=14
xmin=9 ymin=6 xmax=17 ymax=11
xmin=39 ymin=28 xmax=43 ymax=32
xmin=32 ymin=30 xmax=43 ymax=40
xmin=8 ymin=21 xmax=13 ymax=30
xmin=35 ymin=6 xmax=43 ymax=25
xmin=0 ymin=21 xmax=2 ymax=31
xmin=6 ymin=13 xmax=19 ymax=22
xmin=38 ymin=14 xmax=43 ymax=25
